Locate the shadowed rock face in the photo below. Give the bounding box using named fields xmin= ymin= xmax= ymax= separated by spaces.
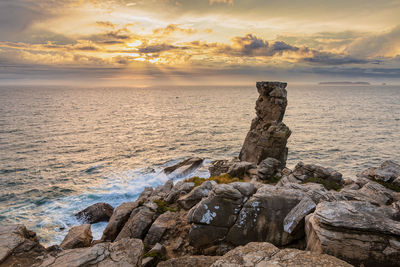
xmin=239 ymin=81 xmax=291 ymax=166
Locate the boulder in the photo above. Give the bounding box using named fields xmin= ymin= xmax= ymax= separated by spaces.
xmin=239 ymin=82 xmax=291 ymax=166
xmin=75 ymin=202 xmax=114 ymax=224
xmin=60 ymin=224 xmax=92 ymax=249
xmin=101 ymin=201 xmax=139 ymax=242
xmin=283 ymin=197 xmax=316 ymax=234
xmin=144 ymin=211 xmax=179 ymax=246
xmin=177 ymin=181 xmax=216 ymax=210
xmin=210 ymin=242 xmax=352 ymax=267
xmin=0 ymin=224 xmax=45 ymax=267
xmin=257 ymin=157 xmax=282 ymax=180
xmin=358 ymin=160 xmax=400 ymax=183
xmin=291 ymin=162 xmax=344 ymax=188
xmin=164 ymin=181 xmax=194 ymax=204
xmin=227 ymin=161 xmax=256 ymax=179
xmin=157 ymin=256 xmax=221 ymax=267
xmin=306 ymin=200 xmax=400 ymax=267
xmin=148 ymin=180 xmax=174 ymax=202
xmin=209 ymin=159 xmax=237 ymax=177
xmin=115 ymin=206 xmax=155 ymax=241
xmin=163 ymin=157 xmax=204 ymax=178
xmin=39 ymin=238 xmax=143 ymax=267
xmin=226 ymin=185 xmax=305 ymax=246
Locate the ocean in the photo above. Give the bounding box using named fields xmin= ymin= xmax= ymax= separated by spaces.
xmin=0 ymin=84 xmax=399 ymax=245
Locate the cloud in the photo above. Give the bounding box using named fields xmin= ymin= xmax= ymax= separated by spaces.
xmin=153 ymin=24 xmax=198 ymax=35
xmin=209 ymin=0 xmax=234 ymax=5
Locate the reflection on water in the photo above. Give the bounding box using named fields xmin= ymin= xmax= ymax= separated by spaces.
xmin=0 ymin=84 xmax=399 ymax=245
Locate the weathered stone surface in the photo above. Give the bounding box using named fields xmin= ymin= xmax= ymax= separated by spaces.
xmin=188 ymin=224 xmax=228 ymax=248
xmin=177 ymin=181 xmax=216 ymax=210
xmin=75 ymin=202 xmax=114 ymax=224
xmin=60 ymin=224 xmax=92 ymax=250
xmin=144 ymin=211 xmax=179 ymax=246
xmin=40 ymin=238 xmax=143 ymax=267
xmin=209 ymin=159 xmax=237 ymax=177
xmin=227 ymin=161 xmax=256 ymax=179
xmin=283 ymin=197 xmax=316 ymax=234
xmin=291 ymin=161 xmax=344 ymax=185
xmin=149 ymin=180 xmax=174 ymax=202
xmin=101 ymin=201 xmax=139 ymax=242
xmin=306 ymin=200 xmax=400 ymax=267
xmin=257 ymin=157 xmax=282 ymax=180
xmin=359 ymin=160 xmax=400 ymax=183
xmin=239 ymin=82 xmax=291 ymax=166
xmin=115 ymin=206 xmax=155 ymax=241
xmin=0 ymin=224 xmax=45 ymax=267
xmin=210 ymin=242 xmax=352 ymax=267
xmin=226 ymin=185 xmax=305 ymax=246
xmin=157 ymin=256 xmax=221 ymax=267
xmin=187 ymin=184 xmax=244 ymax=228
xmin=164 ymin=181 xmax=194 ymax=204
xmin=164 ymin=157 xmax=204 ymax=178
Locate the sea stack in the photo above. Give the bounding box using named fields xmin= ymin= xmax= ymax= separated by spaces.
xmin=239 ymin=81 xmax=291 ymax=167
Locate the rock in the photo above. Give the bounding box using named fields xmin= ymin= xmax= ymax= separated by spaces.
xmin=75 ymin=202 xmax=114 ymax=224
xmin=60 ymin=224 xmax=92 ymax=250
xmin=149 ymin=180 xmax=174 ymax=202
xmin=149 ymin=243 xmax=166 ymax=256
xmin=306 ymin=200 xmax=400 ymax=267
xmin=239 ymin=82 xmax=291 ymax=166
xmin=209 ymin=159 xmax=237 ymax=177
xmin=142 ymin=257 xmax=157 ymax=267
xmin=226 ymin=185 xmax=305 ymax=246
xmin=210 ymin=242 xmax=352 ymax=267
xmin=0 ymin=224 xmax=45 ymax=267
xmin=283 ymin=197 xmax=316 ymax=234
xmin=359 ymin=160 xmax=400 ymax=183
xmin=163 ymin=157 xmax=204 ymax=178
xmin=257 ymin=157 xmax=282 ymax=180
xmin=157 ymin=256 xmax=221 ymax=267
xmin=39 ymin=238 xmax=143 ymax=267
xmin=188 ymin=224 xmax=229 ymax=248
xmin=227 ymin=161 xmax=256 ymax=179
xmin=177 ymin=180 xmax=216 ymax=210
xmin=101 ymin=201 xmax=139 ymax=242
xmin=115 ymin=206 xmax=155 ymax=241
xmin=144 ymin=211 xmax=179 ymax=246
xmin=164 ymin=181 xmax=195 ymax=204
xmin=138 ymin=187 xmax=154 ymax=203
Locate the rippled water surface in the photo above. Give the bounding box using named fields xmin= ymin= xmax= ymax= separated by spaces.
xmin=0 ymin=84 xmax=399 ymax=245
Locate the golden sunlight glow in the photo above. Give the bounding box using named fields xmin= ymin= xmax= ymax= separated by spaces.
xmin=127 ymin=41 xmax=143 ymax=47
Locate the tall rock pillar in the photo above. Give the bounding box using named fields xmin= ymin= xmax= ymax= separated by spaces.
xmin=239 ymin=81 xmax=291 ymax=167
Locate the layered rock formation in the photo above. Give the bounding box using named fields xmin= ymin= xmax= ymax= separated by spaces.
xmin=239 ymin=81 xmax=291 ymax=166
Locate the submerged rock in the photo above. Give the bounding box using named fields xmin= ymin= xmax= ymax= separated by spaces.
xmin=163 ymin=157 xmax=204 ymax=178
xmin=239 ymin=82 xmax=291 ymax=166
xmin=75 ymin=202 xmax=114 ymax=224
xmin=60 ymin=224 xmax=92 ymax=250
xmin=306 ymin=200 xmax=400 ymax=267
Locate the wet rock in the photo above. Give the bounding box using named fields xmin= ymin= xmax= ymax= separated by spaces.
xmin=164 ymin=181 xmax=194 ymax=204
xmin=60 ymin=224 xmax=92 ymax=250
xmin=115 ymin=206 xmax=156 ymax=241
xmin=163 ymin=157 xmax=204 ymax=178
xmin=75 ymin=202 xmax=114 ymax=224
xmin=177 ymin=180 xmax=216 ymax=210
xmin=144 ymin=211 xmax=179 ymax=246
xmin=210 ymin=242 xmax=352 ymax=267
xmin=257 ymin=157 xmax=282 ymax=180
xmin=101 ymin=201 xmax=139 ymax=242
xmin=226 ymin=185 xmax=305 ymax=246
xmin=0 ymin=224 xmax=45 ymax=267
xmin=306 ymin=200 xmax=400 ymax=267
xmin=239 ymin=82 xmax=291 ymax=166
xmin=39 ymin=238 xmax=143 ymax=267
xmin=157 ymin=256 xmax=221 ymax=267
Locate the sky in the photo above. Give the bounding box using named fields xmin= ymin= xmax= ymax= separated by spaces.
xmin=0 ymin=0 xmax=400 ymax=86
